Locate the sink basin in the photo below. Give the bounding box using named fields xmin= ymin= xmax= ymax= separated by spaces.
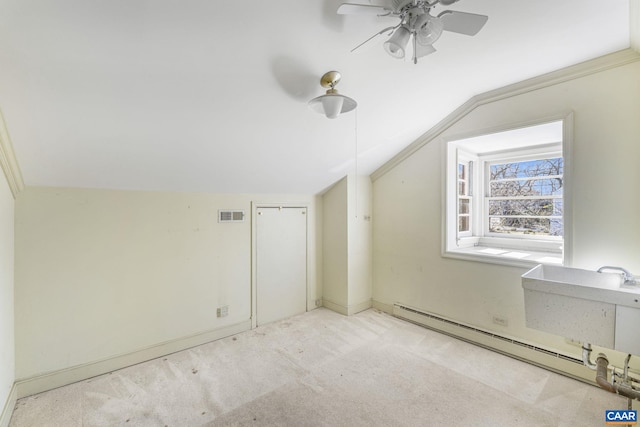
xmin=522 ymin=264 xmax=640 ymax=309
xmin=522 ymin=265 xmax=640 ymax=353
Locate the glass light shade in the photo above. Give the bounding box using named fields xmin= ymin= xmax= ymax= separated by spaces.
xmin=308 ymin=93 xmax=357 ymax=119
xmin=322 ymin=95 xmax=344 ymax=119
xmin=383 ymin=26 xmax=411 ymax=59
xmin=415 ymin=15 xmax=443 ymax=46
xmin=415 ymin=42 xmax=436 ymax=59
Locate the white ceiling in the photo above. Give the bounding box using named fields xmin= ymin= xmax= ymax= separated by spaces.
xmin=0 ymin=0 xmax=632 ymax=194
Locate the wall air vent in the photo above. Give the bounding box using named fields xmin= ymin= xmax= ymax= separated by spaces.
xmin=218 ymin=210 xmax=245 ymax=223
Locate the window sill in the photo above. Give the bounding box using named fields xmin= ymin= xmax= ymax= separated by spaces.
xmin=443 ymin=245 xmax=563 ymax=268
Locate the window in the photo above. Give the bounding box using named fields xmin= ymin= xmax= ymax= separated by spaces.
xmin=457 ymin=159 xmax=473 ymax=237
xmin=486 ymin=156 xmax=563 ymax=238
xmin=444 ymin=120 xmax=568 ymax=266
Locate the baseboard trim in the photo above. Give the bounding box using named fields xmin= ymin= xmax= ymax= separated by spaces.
xmin=323 ymin=299 xmax=373 ymax=316
xmin=15 ymin=320 xmax=251 ymax=398
xmin=372 ymin=300 xmax=394 ymax=314
xmin=347 ymin=299 xmax=372 ymax=315
xmin=0 ymin=382 xmax=17 ymax=427
xmin=392 ymin=303 xmax=597 ymax=385
xmin=321 ymin=299 xmax=348 ymax=316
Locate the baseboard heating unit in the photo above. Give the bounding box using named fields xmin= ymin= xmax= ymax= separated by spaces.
xmin=392 ymin=303 xmax=594 ymax=383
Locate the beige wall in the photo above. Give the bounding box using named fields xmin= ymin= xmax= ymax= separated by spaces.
xmin=322 ymin=177 xmax=348 ymax=311
xmin=14 ymin=187 xmax=321 ymax=380
xmin=322 ymin=175 xmax=372 ymax=315
xmin=0 ymin=173 xmax=15 ymax=420
xmin=347 ymin=175 xmax=372 ymax=311
xmin=372 ymin=59 xmax=640 ymax=360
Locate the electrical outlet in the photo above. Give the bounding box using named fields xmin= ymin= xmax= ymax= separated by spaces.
xmin=492 ymin=315 xmax=508 ymax=327
xmin=217 ymin=306 xmax=229 ymax=317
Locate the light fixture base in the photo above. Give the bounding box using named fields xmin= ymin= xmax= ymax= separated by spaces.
xmin=320 ymin=71 xmax=341 ymax=89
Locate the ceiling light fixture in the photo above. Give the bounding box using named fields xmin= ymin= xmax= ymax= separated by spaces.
xmin=308 ymin=71 xmax=357 ymax=119
xmin=382 ymin=12 xmax=444 ymax=63
xmin=338 ymin=0 xmax=488 ymax=65
xmin=383 ymin=25 xmax=411 ymax=58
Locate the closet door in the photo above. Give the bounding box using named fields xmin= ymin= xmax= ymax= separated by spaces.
xmin=256 ymin=207 xmax=307 ymax=326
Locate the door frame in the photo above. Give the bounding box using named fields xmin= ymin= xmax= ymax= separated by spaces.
xmin=251 ymin=202 xmax=309 ymax=329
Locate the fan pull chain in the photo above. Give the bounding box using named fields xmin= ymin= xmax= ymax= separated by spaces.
xmin=354 ymin=108 xmax=359 ymax=219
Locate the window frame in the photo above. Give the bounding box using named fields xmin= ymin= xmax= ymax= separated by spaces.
xmin=456 ymin=152 xmax=476 ymax=239
xmin=480 ymin=146 xmax=564 ymax=243
xmin=443 ymin=116 xmax=573 ymax=267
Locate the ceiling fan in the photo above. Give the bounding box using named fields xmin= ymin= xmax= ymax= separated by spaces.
xmin=338 ymin=0 xmax=488 ymax=64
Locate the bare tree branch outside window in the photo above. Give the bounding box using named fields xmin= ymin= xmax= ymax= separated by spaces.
xmin=488 ymin=157 xmax=563 ymax=236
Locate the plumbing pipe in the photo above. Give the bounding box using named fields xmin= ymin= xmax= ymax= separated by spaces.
xmin=582 ymin=343 xmax=597 ymax=370
xmin=595 ymin=354 xmax=640 ymax=400
xmin=595 ymin=354 xmax=615 ymax=393
xmin=624 ymin=354 xmax=632 ymax=380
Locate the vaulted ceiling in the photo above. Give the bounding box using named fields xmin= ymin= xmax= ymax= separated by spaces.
xmin=0 ymin=0 xmax=632 ymax=194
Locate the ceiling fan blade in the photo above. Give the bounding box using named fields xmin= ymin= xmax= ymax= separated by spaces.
xmin=438 ymin=11 xmax=488 ymax=36
xmin=351 ymin=25 xmax=397 ymax=52
xmin=337 ymin=3 xmax=390 ymax=15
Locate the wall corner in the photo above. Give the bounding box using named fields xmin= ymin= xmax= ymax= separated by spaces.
xmin=0 ymin=110 xmax=25 ymax=198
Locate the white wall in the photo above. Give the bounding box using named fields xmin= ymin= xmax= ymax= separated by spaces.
xmin=0 ymin=172 xmax=15 ymax=424
xmin=372 ymin=58 xmax=640 ymax=358
xmin=14 ymin=187 xmax=321 ymax=381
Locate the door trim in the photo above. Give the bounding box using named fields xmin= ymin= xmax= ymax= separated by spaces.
xmin=251 ymin=202 xmax=309 ymax=329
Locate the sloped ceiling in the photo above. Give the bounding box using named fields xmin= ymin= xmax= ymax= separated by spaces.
xmin=0 ymin=0 xmax=632 ymax=194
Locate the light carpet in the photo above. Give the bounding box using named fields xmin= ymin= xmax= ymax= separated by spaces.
xmin=9 ymin=308 xmax=626 ymax=426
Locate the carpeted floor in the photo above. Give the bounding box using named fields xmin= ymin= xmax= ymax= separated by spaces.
xmin=9 ymin=308 xmax=626 ymax=426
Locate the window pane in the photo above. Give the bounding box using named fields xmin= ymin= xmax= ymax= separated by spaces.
xmin=490 ymin=158 xmax=563 ymax=180
xmin=550 ymin=219 xmax=563 ymax=236
xmin=459 ymin=216 xmax=469 ymax=232
xmin=458 ymin=163 xmax=466 ymax=180
xmin=489 ymin=199 xmax=556 ymax=216
xmin=490 ymin=178 xmax=563 ymax=197
xmin=458 ymin=182 xmax=466 ymax=196
xmin=459 ymin=198 xmax=470 ymax=214
xmin=489 ymin=217 xmax=553 ymax=235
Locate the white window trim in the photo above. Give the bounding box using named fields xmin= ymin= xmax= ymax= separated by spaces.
xmin=442 ymin=115 xmax=574 ymax=268
xmin=456 ymin=151 xmax=476 ymax=239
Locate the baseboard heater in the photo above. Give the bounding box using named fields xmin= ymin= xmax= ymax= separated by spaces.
xmin=392 ymin=303 xmax=584 ymax=369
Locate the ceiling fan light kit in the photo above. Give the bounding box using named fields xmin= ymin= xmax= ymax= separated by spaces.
xmin=308 ymin=71 xmax=357 ymax=119
xmin=383 ymin=25 xmax=411 ymax=58
xmin=338 ymin=0 xmax=488 ymax=64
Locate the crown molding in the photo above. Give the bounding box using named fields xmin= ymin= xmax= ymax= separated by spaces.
xmin=0 ymin=110 xmax=24 ymax=198
xmin=632 ymin=0 xmax=640 ymax=53
xmin=371 ymin=48 xmax=640 ymax=182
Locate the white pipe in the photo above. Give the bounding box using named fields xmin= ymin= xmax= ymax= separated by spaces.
xmin=582 ymin=343 xmax=597 ymax=370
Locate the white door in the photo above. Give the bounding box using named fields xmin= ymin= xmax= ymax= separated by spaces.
xmin=256 ymin=207 xmax=307 ymax=326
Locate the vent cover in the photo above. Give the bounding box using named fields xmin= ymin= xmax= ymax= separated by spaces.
xmin=393 ymin=304 xmax=582 ymax=365
xmin=218 ymin=210 xmax=245 ymax=223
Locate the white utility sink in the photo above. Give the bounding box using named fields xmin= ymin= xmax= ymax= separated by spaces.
xmin=522 ymin=265 xmax=640 ymax=355
xmin=522 ymin=264 xmax=640 ymax=308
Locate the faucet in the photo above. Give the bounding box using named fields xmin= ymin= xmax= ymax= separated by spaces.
xmin=597 ymin=265 xmax=638 ymax=286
